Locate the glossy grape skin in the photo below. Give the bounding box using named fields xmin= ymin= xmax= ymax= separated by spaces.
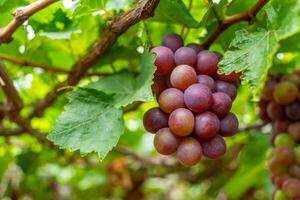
xmin=267 ymin=102 xmax=284 ymax=121
xmin=285 ymin=101 xmax=300 ymax=121
xmin=196 ymin=50 xmax=219 ymax=76
xmin=143 ymin=107 xmax=168 ymax=133
xmin=215 ymin=80 xmax=237 ymax=100
xmin=177 ymin=137 xmax=202 ymax=166
xmin=268 ymin=157 xmax=288 ymax=176
xmin=217 ymin=72 xmax=241 ymax=82
xmin=200 ymin=135 xmax=226 ymax=159
xmin=170 ymin=65 xmax=197 ymax=91
xmin=219 ymin=113 xmax=239 ymax=137
xmin=197 ymin=75 xmax=216 ymax=92
xmin=211 ymin=92 xmax=232 ymax=118
xmin=162 ymin=33 xmax=184 ymax=52
xmin=151 ymin=46 xmax=174 ymax=76
xmin=174 ymin=47 xmax=197 ymax=66
xmin=152 ymin=75 xmax=168 ymax=97
xmin=288 ymin=123 xmax=300 ymax=142
xmin=169 ymin=108 xmax=194 ymax=137
xmin=282 ymin=178 xmax=300 ymax=199
xmin=275 ymin=146 xmax=294 ymax=165
xmin=184 ymin=83 xmax=212 ymax=113
xmin=154 ymin=128 xmax=181 ymax=155
xmin=187 ymin=43 xmax=204 ymax=54
xmin=261 ymin=80 xmax=277 ymax=101
xmin=213 ymin=51 xmax=223 ymax=61
xmin=195 ymin=111 xmax=220 ymax=139
xmin=273 ymin=82 xmax=298 ymax=105
xmin=158 ymin=88 xmax=185 ymax=113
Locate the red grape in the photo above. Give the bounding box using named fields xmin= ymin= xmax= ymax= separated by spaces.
xmin=177 ymin=137 xmax=202 ymax=166
xmin=170 ymin=65 xmax=197 ymax=91
xmin=184 ymin=83 xmax=212 ymax=113
xmin=174 ymin=47 xmax=197 ymax=66
xmin=197 ymin=75 xmax=215 ymax=92
xmin=281 ymin=74 xmax=300 ymax=87
xmin=273 ymin=81 xmax=298 ymax=105
xmin=151 ymin=46 xmax=174 ymax=76
xmin=158 ymin=88 xmax=185 ymax=113
xmin=169 ymin=108 xmax=194 ymax=137
xmin=200 ymin=135 xmax=226 ymax=159
xmin=285 ymin=101 xmax=300 ymax=121
xmin=196 ymin=50 xmax=218 ymax=76
xmin=219 ymin=112 xmax=239 ymax=137
xmin=215 ymin=80 xmax=237 ymax=100
xmin=261 ymin=80 xmax=277 ymax=101
xmin=195 ymin=111 xmax=220 ymax=139
xmin=211 ymin=92 xmax=232 ymax=118
xmin=154 ymin=128 xmax=181 ymax=155
xmin=275 ymin=146 xmax=294 ymax=165
xmin=187 ymin=43 xmax=204 ymax=54
xmin=143 ymin=107 xmax=168 ymax=133
xmin=162 ymin=33 xmax=184 ymax=52
xmin=267 ymin=102 xmax=284 ymax=121
xmin=282 ymin=178 xmax=300 ymax=199
xmin=288 ymin=123 xmax=300 ymax=142
xmin=217 ymin=72 xmax=241 ymax=82
xmin=152 ymin=75 xmax=168 ymax=97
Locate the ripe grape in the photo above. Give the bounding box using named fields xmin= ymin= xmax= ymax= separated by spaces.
xmin=174 ymin=47 xmax=197 ymax=66
xmin=197 ymin=75 xmax=216 ymax=92
xmin=285 ymin=101 xmax=300 ymax=121
xmin=215 ymin=80 xmax=237 ymax=100
xmin=210 ymin=92 xmax=232 ymax=118
xmin=196 ymin=50 xmax=218 ymax=76
xmin=273 ymin=82 xmax=298 ymax=105
xmin=261 ymin=80 xmax=277 ymax=101
xmin=152 ymin=75 xmax=168 ymax=96
xmin=217 ymin=72 xmax=241 ymax=82
xmin=170 ymin=65 xmax=197 ymax=91
xmin=151 ymin=46 xmax=174 ymax=76
xmin=169 ymin=108 xmax=194 ymax=137
xmin=281 ymin=74 xmax=300 ymax=87
xmin=158 ymin=88 xmax=185 ymax=113
xmin=219 ymin=113 xmax=239 ymax=137
xmin=275 ymin=146 xmax=294 ymax=165
xmin=195 ymin=111 xmax=220 ymax=139
xmin=184 ymin=83 xmax=212 ymax=113
xmin=272 ymin=120 xmax=289 ymax=135
xmin=154 ymin=128 xmax=181 ymax=155
xmin=282 ymin=178 xmax=300 ymax=199
xmin=268 ymin=157 xmax=288 ymax=176
xmin=187 ymin=43 xmax=204 ymax=54
xmin=288 ymin=123 xmax=300 ymax=142
xmin=162 ymin=33 xmax=184 ymax=52
xmin=200 ymin=135 xmax=226 ymax=159
xmin=143 ymin=107 xmax=168 ymax=133
xmin=266 ymin=102 xmax=284 ymax=121
xmin=177 ymin=137 xmax=202 ymax=166
xmin=275 ymin=134 xmax=295 ymax=148
xmin=289 ymin=165 xmax=300 ymax=179
xmin=213 ymin=51 xmax=223 ymax=61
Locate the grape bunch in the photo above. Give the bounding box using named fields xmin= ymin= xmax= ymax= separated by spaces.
xmin=143 ymin=33 xmax=240 ymax=167
xmin=259 ymin=71 xmax=300 ymax=199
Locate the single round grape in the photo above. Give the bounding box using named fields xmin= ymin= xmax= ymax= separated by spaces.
xmin=169 ymin=108 xmax=194 ymax=137
xmin=282 ymin=178 xmax=300 ymax=199
xmin=200 ymin=135 xmax=226 ymax=159
xmin=289 ymin=165 xmax=300 ymax=179
xmin=274 ymin=190 xmax=288 ymax=200
xmin=275 ymin=146 xmax=294 ymax=165
xmin=143 ymin=107 xmax=168 ymax=133
xmin=184 ymin=83 xmax=212 ymax=113
xmin=288 ymin=123 xmax=300 ymax=142
xmin=272 ymin=120 xmax=290 ymax=135
xmin=162 ymin=33 xmax=184 ymax=52
xmin=177 ymin=137 xmax=202 ymax=166
xmin=195 ymin=111 xmax=220 ymax=139
xmin=174 ymin=47 xmax=197 ymax=66
xmin=217 ymin=72 xmax=241 ymax=82
xmin=197 ymin=75 xmax=216 ymax=92
xmin=187 ymin=43 xmax=204 ymax=54
xmin=267 ymin=101 xmax=284 ymax=121
xmin=285 ymin=101 xmax=300 ymax=121
xmin=219 ymin=112 xmax=239 ymax=137
xmin=274 ymin=176 xmax=290 ymax=190
xmin=154 ymin=128 xmax=181 ymax=155
xmin=275 ymin=134 xmax=295 ymax=148
xmin=151 ymin=46 xmax=174 ymax=76
xmin=170 ymin=65 xmax=197 ymax=91
xmin=281 ymin=74 xmax=300 ymax=87
xmin=268 ymin=157 xmax=288 ymax=176
xmin=215 ymin=80 xmax=237 ymax=100
xmin=211 ymin=92 xmax=232 ymax=118
xmin=273 ymin=81 xmax=298 ymax=105
xmin=196 ymin=50 xmax=219 ymax=76
xmin=158 ymin=88 xmax=185 ymax=113
xmin=213 ymin=51 xmax=223 ymax=61
xmin=261 ymin=80 xmax=277 ymax=101
xmin=152 ymin=75 xmax=168 ymax=97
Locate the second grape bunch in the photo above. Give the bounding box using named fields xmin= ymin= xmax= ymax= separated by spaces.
xmin=143 ymin=33 xmax=241 ymax=167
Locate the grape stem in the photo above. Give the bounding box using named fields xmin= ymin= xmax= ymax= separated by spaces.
xmin=238 ymin=122 xmax=267 ymax=132
xmin=202 ymin=0 xmax=270 ymax=49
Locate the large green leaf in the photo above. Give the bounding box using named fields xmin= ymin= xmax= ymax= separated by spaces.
xmin=48 ymin=88 xmax=124 ymax=160
xmin=152 ymin=0 xmax=200 ymax=28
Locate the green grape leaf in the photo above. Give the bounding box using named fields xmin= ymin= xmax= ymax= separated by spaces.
xmin=152 ymin=0 xmax=199 ymax=28
xmin=48 ymin=88 xmax=124 ymax=160
xmin=88 ymin=49 xmax=156 ymax=107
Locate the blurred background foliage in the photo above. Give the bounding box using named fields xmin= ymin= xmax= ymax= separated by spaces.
xmin=0 ymin=0 xmax=300 ymax=199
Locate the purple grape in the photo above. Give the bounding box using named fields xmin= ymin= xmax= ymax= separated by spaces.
xmin=187 ymin=43 xmax=204 ymax=54
xmin=143 ymin=107 xmax=168 ymax=133
xmin=177 ymin=137 xmax=202 ymax=166
xmin=169 ymin=108 xmax=194 ymax=137
xmin=285 ymin=101 xmax=300 ymax=121
xmin=174 ymin=47 xmax=197 ymax=67
xmin=215 ymin=80 xmax=237 ymax=100
xmin=158 ymin=88 xmax=185 ymax=113
xmin=197 ymin=75 xmax=215 ymax=92
xmin=162 ymin=33 xmax=184 ymax=52
xmin=151 ymin=46 xmax=174 ymax=76
xmin=200 ymin=135 xmax=227 ymax=159
xmin=195 ymin=111 xmax=220 ymax=139
xmin=219 ymin=113 xmax=239 ymax=137
xmin=267 ymin=102 xmax=284 ymax=121
xmin=196 ymin=50 xmax=218 ymax=76
xmin=211 ymin=92 xmax=232 ymax=118
xmin=154 ymin=128 xmax=181 ymax=155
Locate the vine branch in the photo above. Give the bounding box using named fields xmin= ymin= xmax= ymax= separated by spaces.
xmin=0 ymin=0 xmax=58 ymax=44
xmin=202 ymin=0 xmax=270 ymax=48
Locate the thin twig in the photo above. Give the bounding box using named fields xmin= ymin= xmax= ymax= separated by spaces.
xmin=238 ymin=122 xmax=267 ymax=132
